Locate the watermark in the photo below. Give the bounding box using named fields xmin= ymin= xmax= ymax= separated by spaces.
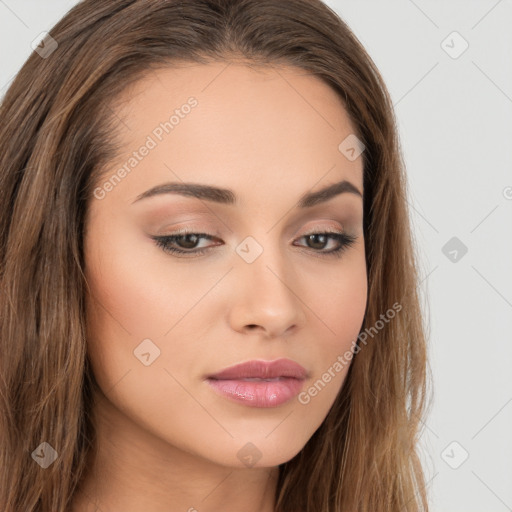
xmin=235 ymin=236 xmax=264 ymax=263
xmin=31 ymin=32 xmax=58 ymax=59
xmin=441 ymin=440 xmax=469 ymax=469
xmin=134 ymin=338 xmax=161 ymax=366
xmin=440 ymin=31 xmax=469 ymax=60
xmin=298 ymin=301 xmax=402 ymax=405
xmin=338 ymin=133 xmax=365 ymax=162
xmin=237 ymin=441 xmax=263 ymax=467
xmin=31 ymin=441 xmax=58 ymax=468
xmin=93 ymin=97 xmax=198 ymax=200
xmin=442 ymin=236 xmax=468 ymax=263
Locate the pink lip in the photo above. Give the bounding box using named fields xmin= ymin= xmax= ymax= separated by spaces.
xmin=206 ymin=359 xmax=307 ymax=408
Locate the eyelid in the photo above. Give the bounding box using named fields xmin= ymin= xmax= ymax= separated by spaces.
xmin=151 ymin=222 xmax=357 ymax=260
xmin=156 ymin=221 xmax=347 ymax=240
xmin=300 ymin=222 xmax=345 ymax=234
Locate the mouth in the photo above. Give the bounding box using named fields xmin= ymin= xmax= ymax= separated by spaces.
xmin=210 ymin=377 xmax=284 ymax=382
xmin=207 ymin=358 xmax=308 ymax=381
xmin=205 ymin=359 xmax=307 ymax=408
xmin=206 ymin=376 xmax=305 ymax=408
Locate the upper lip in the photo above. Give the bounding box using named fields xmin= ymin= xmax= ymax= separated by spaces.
xmin=207 ymin=358 xmax=308 ymax=380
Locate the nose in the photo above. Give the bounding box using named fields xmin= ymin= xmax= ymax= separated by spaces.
xmin=227 ymin=243 xmax=307 ymax=338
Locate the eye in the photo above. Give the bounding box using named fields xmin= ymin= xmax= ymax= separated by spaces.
xmin=151 ymin=228 xmax=357 ymax=259
xmin=293 ymin=230 xmax=357 ymax=258
xmin=152 ymin=230 xmax=219 ymax=258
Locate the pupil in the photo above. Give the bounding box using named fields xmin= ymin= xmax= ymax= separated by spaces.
xmin=179 ymin=234 xmax=199 ymax=249
xmin=308 ymin=234 xmax=327 ymax=249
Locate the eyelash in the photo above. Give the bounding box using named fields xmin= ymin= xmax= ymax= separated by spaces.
xmin=152 ymin=228 xmax=357 ymax=259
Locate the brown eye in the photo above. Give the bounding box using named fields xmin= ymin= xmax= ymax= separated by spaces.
xmin=152 ymin=230 xmax=357 ymax=259
xmin=152 ymin=232 xmax=219 ymax=257
xmin=294 ymin=231 xmax=357 ymax=258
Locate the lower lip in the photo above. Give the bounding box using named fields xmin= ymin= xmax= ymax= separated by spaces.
xmin=206 ymin=377 xmax=304 ymax=408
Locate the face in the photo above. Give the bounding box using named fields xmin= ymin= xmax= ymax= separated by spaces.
xmin=83 ymin=62 xmax=367 ymax=469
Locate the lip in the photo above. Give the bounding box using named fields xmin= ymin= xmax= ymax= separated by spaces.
xmin=207 ymin=358 xmax=308 ymax=380
xmin=205 ymin=358 xmax=308 ymax=408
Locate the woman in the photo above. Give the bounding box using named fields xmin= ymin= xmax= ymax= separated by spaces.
xmin=0 ymin=0 xmax=430 ymax=510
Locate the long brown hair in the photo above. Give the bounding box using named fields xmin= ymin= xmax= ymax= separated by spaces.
xmin=0 ymin=0 xmax=430 ymax=510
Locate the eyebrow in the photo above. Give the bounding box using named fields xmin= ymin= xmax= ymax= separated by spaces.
xmin=132 ymin=179 xmax=362 ymax=207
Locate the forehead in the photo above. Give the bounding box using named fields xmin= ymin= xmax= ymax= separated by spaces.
xmin=98 ymin=61 xmax=364 ymax=208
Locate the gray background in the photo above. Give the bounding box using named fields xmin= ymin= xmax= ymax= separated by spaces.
xmin=1 ymin=1 xmax=511 ymax=510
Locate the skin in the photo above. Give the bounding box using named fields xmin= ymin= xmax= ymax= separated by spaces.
xmin=74 ymin=61 xmax=367 ymax=512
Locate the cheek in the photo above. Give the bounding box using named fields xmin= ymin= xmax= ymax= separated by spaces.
xmin=296 ymin=251 xmax=367 ymax=406
xmin=83 ymin=211 xmax=213 ymax=342
xmin=83 ymin=212 xmax=225 ymax=395
xmin=324 ymin=271 xmax=366 ymax=332
xmin=82 ymin=211 xmax=165 ymax=390
xmin=310 ymin=249 xmax=367 ymax=348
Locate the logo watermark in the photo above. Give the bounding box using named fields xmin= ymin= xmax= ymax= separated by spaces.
xmin=93 ymin=97 xmax=198 ymax=200
xmin=298 ymin=301 xmax=402 ymax=404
